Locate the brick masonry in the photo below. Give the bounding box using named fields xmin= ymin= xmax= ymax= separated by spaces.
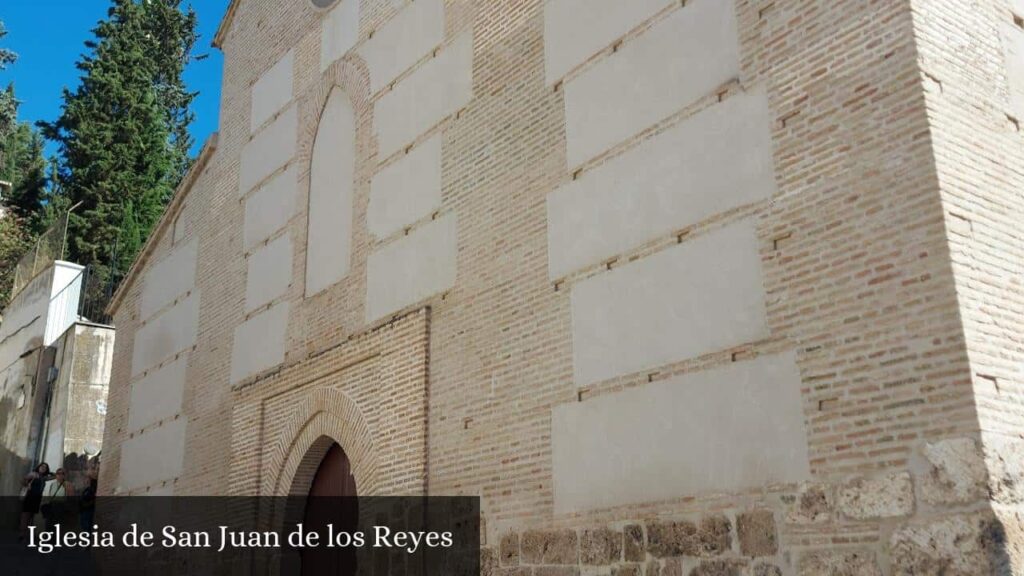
xmin=97 ymin=0 xmax=1024 ymax=573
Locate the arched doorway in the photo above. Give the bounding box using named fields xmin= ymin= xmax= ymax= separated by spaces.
xmin=301 ymin=442 xmax=358 ymax=575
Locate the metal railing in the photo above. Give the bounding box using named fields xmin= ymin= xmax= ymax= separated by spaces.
xmin=10 ymin=211 xmax=69 ymax=299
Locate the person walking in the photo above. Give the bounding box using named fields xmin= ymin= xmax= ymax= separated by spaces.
xmin=41 ymin=468 xmax=73 ymax=532
xmin=79 ymin=464 xmax=99 ymax=530
xmin=19 ymin=462 xmax=53 ymax=541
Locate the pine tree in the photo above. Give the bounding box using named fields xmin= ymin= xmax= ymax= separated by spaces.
xmin=40 ymin=0 xmax=198 ymax=292
xmin=0 ymin=21 xmax=17 ymax=140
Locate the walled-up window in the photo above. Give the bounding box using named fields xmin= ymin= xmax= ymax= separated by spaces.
xmin=305 ymin=87 xmax=356 ymax=296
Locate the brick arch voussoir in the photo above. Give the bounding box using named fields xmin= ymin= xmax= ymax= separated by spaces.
xmin=263 ymin=388 xmax=381 ymax=497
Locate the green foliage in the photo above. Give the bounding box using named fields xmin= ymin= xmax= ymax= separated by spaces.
xmin=0 ymin=214 xmax=32 ymax=309
xmin=0 ymin=89 xmax=49 ymax=229
xmin=40 ymin=0 xmax=198 ymax=295
xmin=0 ymin=21 xmax=18 ymax=139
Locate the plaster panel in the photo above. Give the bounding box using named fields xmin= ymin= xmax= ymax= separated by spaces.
xmin=250 ymin=50 xmax=294 ymax=133
xmin=563 ymin=0 xmax=739 ymax=168
xmin=239 ymin=105 xmax=297 ymax=195
xmin=374 ymin=33 xmax=473 ymax=159
xmin=571 ymin=220 xmax=768 ymax=386
xmin=245 ymin=234 xmax=292 ymax=312
xmin=552 ymin=352 xmax=811 ymax=513
xmin=320 ymin=0 xmax=360 ymax=71
xmin=1003 ymin=23 xmax=1024 ymax=119
xmin=305 ymin=88 xmax=355 ymax=296
xmin=368 ymin=133 xmax=442 ymax=239
xmin=358 ymin=0 xmax=445 ymax=94
xmin=128 ymin=355 xmax=187 ymax=432
xmin=244 ymin=165 xmax=297 ymax=250
xmin=119 ymin=417 xmax=187 ymax=490
xmin=366 ymin=213 xmax=457 ymax=322
xmin=230 ymin=302 xmax=289 ymax=383
xmin=131 ymin=293 xmax=200 ymax=377
xmin=139 ymin=239 xmax=197 ymax=321
xmin=543 ymin=0 xmax=673 ymax=84
xmin=548 ymin=90 xmax=776 ymax=279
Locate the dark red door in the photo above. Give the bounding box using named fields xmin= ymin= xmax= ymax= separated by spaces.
xmin=301 ymin=443 xmax=358 ymax=575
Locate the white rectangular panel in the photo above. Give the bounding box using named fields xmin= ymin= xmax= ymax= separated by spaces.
xmin=119 ymin=418 xmax=188 ymax=490
xmin=239 ymin=105 xmax=297 ymax=194
xmin=128 ymin=355 xmax=187 ymax=432
xmin=374 ymin=33 xmax=473 ymax=159
xmin=544 ymin=0 xmax=674 ymax=84
xmin=552 ymin=352 xmax=811 ymax=513
xmin=245 ymin=234 xmax=292 ymax=312
xmin=563 ymin=0 xmax=739 ymax=167
xmin=548 ymin=90 xmax=775 ymax=279
xmin=366 ymin=213 xmax=457 ymax=322
xmin=358 ymin=0 xmax=445 ymax=93
xmin=321 ymin=0 xmax=360 ymax=71
xmin=571 ymin=220 xmax=768 ymax=386
xmin=368 ymin=134 xmax=443 ymax=239
xmin=251 ymin=50 xmax=294 ymax=133
xmin=230 ymin=302 xmax=289 ymax=383
xmin=131 ymin=293 xmax=200 ymax=377
xmin=244 ymin=165 xmax=297 ymax=250
xmin=139 ymin=239 xmax=197 ymax=321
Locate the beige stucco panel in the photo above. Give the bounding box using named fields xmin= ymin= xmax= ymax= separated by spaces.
xmin=320 ymin=0 xmax=360 ymax=72
xmin=245 ymin=234 xmax=292 ymax=312
xmin=128 ymin=354 xmax=187 ymax=433
xmin=305 ymin=87 xmax=355 ymax=296
xmin=552 ymin=351 xmax=811 ymax=513
xmin=571 ymin=220 xmax=769 ymax=387
xmin=131 ymin=292 xmax=200 ymax=377
xmin=368 ymin=133 xmax=443 ymax=240
xmin=243 ymin=164 xmax=297 ymax=250
xmin=548 ymin=89 xmax=776 ymax=279
xmin=239 ymin=104 xmax=297 ymax=195
xmin=563 ymin=0 xmax=739 ymax=168
xmin=543 ymin=0 xmax=674 ymax=84
xmin=365 ymin=213 xmax=457 ymax=323
xmin=374 ymin=33 xmax=473 ymax=159
xmin=230 ymin=302 xmax=289 ymax=383
xmin=250 ymin=49 xmax=294 ymax=133
xmin=139 ymin=239 xmax=197 ymax=322
xmin=357 ymin=0 xmax=445 ymax=94
xmin=118 ymin=417 xmax=187 ymax=491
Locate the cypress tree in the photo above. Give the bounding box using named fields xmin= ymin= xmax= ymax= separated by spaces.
xmin=40 ymin=0 xmax=197 ymax=292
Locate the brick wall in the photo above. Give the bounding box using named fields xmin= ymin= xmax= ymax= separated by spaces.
xmin=97 ymin=0 xmax=1021 ymax=573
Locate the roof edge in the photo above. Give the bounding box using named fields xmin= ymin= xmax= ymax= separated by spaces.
xmin=212 ymin=0 xmax=242 ymax=49
xmin=105 ymin=133 xmax=219 ymax=316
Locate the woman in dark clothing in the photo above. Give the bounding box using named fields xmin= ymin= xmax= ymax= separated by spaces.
xmin=19 ymin=462 xmax=53 ymax=541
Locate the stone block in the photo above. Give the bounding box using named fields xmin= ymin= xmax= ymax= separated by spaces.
xmin=521 ymin=529 xmax=578 ymax=565
xmin=646 ymin=516 xmax=730 ymax=559
xmin=797 ymin=551 xmax=881 ymax=576
xmin=543 ymin=0 xmax=674 ymax=84
xmin=737 ymin=510 xmax=778 ymax=557
xmin=245 ymin=234 xmax=292 ymax=312
xmin=320 ymin=0 xmax=359 ymax=71
xmin=624 ymin=524 xmax=645 ymax=562
xmin=920 ymin=437 xmax=987 ymax=506
xmin=547 ymin=89 xmax=775 ymax=279
xmin=660 ymin=559 xmax=683 ymax=576
xmin=374 ymin=33 xmax=473 ymax=159
xmin=535 ymin=568 xmax=581 ymax=576
xmin=752 ymin=564 xmax=782 ymax=576
xmin=612 ymin=564 xmax=641 ymax=576
xmin=984 ymin=433 xmax=1024 ymax=506
xmin=570 ymin=220 xmax=769 ymax=387
xmin=688 ymin=560 xmax=747 ymax=576
xmin=890 ymin=513 xmax=1008 ymax=576
xmin=250 ymin=50 xmax=293 ymax=133
xmin=500 ymin=532 xmax=519 ymax=566
xmin=787 ymin=483 xmax=832 ymax=524
xmin=837 ymin=471 xmax=914 ymax=520
xmin=358 ymin=0 xmax=445 ymax=93
xmin=581 ymin=528 xmax=623 ymax=565
xmin=239 ymin=105 xmax=296 ymax=194
xmin=244 ymin=165 xmax=296 ymax=250
xmin=368 ymin=133 xmax=443 ymax=240
xmin=563 ymin=0 xmax=740 ymax=167
xmin=644 ymin=560 xmax=660 ymax=576
xmin=139 ymin=239 xmax=197 ymax=321
xmin=481 ymin=547 xmax=497 ymax=576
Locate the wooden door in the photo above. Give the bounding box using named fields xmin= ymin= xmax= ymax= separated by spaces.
xmin=301 ymin=443 xmax=358 ymax=575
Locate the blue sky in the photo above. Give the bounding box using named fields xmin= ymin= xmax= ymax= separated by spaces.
xmin=0 ymin=0 xmax=228 ymax=158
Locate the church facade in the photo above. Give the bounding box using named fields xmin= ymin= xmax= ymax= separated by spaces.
xmin=100 ymin=0 xmax=1024 ymax=573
